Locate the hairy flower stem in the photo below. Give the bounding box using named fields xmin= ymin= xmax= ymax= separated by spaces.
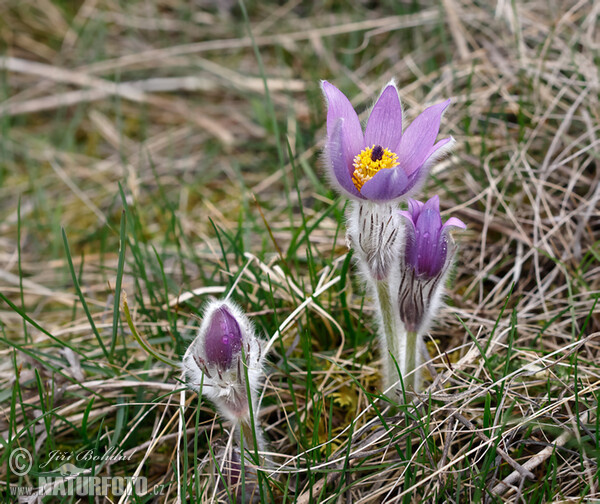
xmin=375 ymin=280 xmax=404 ymax=397
xmin=404 ymin=330 xmax=419 ymax=392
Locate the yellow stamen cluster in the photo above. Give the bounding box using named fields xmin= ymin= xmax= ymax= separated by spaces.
xmin=351 ymin=145 xmax=399 ymax=191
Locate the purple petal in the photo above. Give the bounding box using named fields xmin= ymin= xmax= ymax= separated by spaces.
xmin=364 ymin=84 xmax=403 ymax=150
xmin=327 ymin=118 xmax=363 ymax=198
xmin=399 ymin=138 xmax=455 ymax=201
xmin=415 ymin=206 xmax=442 ymax=240
xmin=415 ymin=137 xmax=454 ymax=177
xmin=442 ymin=217 xmax=466 ymax=231
xmin=435 ymin=236 xmax=450 ymax=275
xmin=428 ymin=136 xmax=453 ymax=157
xmin=435 ymin=216 xmax=464 ymax=274
xmin=415 ymin=204 xmax=444 ymax=276
xmin=397 ymin=99 xmax=451 ymax=175
xmin=407 ymin=199 xmax=424 ymax=219
xmin=423 ymin=194 xmax=441 ymax=213
xmin=204 ymin=306 xmax=242 ymax=369
xmin=359 ymin=166 xmax=411 ymax=201
xmin=399 ymin=210 xmax=415 ymax=226
xmin=321 ymin=81 xmax=364 ymax=156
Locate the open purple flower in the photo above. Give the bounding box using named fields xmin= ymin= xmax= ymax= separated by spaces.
xmin=322 ymin=81 xmax=454 ymax=202
xmin=400 ymin=195 xmax=466 ymax=278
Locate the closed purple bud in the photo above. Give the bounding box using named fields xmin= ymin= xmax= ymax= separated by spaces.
xmin=400 ymin=195 xmax=465 ymax=278
xmin=397 ymin=196 xmax=466 ymax=333
xmin=204 ymin=306 xmax=243 ymax=370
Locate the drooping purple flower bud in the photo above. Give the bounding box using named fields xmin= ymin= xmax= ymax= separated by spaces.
xmin=400 ymin=195 xmax=466 ymax=278
xmin=321 ymin=80 xmax=455 ymax=202
xmin=183 ymin=302 xmax=269 ymax=494
xmin=204 ymin=306 xmax=243 ymax=370
xmin=181 ymin=299 xmax=265 ymax=423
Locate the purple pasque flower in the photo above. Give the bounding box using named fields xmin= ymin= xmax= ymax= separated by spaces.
xmin=400 ymin=195 xmax=466 ymax=278
xmin=322 ymin=80 xmax=454 ymax=202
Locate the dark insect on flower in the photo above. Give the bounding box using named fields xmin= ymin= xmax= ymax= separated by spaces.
xmin=371 ymin=144 xmax=385 ymax=162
